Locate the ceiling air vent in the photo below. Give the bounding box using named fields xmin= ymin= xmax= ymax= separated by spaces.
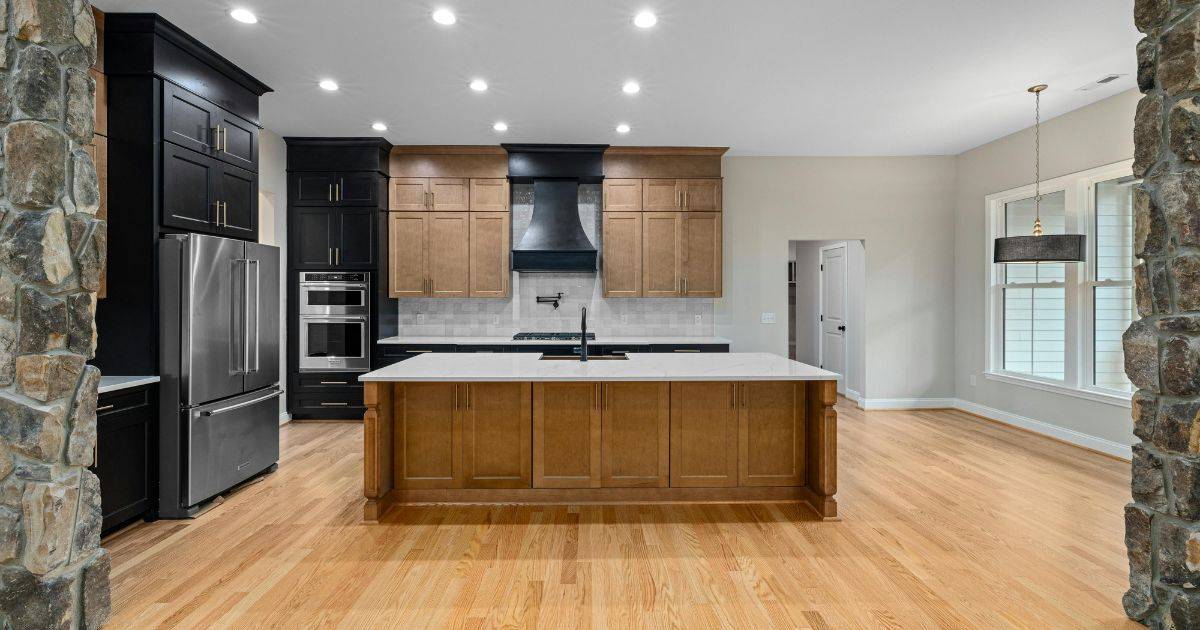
xmin=1076 ymin=74 xmax=1125 ymax=91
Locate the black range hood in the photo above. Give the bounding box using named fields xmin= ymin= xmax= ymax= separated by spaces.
xmin=504 ymin=144 xmax=608 ymax=272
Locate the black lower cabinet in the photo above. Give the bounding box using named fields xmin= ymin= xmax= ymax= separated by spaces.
xmin=93 ymin=384 xmax=157 ymax=534
xmin=290 ymin=372 xmax=365 ymax=419
xmin=372 ymin=344 xmax=457 ymax=369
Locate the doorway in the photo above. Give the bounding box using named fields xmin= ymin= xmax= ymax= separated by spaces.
xmin=787 ymin=240 xmax=865 ymax=399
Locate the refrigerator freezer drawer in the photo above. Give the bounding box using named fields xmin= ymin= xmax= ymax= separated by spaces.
xmin=185 ymin=387 xmax=281 ymax=507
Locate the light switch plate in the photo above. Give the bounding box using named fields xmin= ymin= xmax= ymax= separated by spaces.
xmin=694 ymin=315 xmax=702 ymax=325
xmin=760 ymin=312 xmax=776 ymax=324
xmin=970 ymin=374 xmax=977 ymax=387
xmin=621 ymin=314 xmax=628 ymax=324
xmin=416 ymin=313 xmax=425 ymax=324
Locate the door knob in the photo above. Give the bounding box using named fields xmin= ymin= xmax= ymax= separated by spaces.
xmin=837 ymin=325 xmax=846 ymax=331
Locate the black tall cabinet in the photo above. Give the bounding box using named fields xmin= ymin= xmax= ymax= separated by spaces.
xmin=284 ymin=139 xmax=394 ymax=419
xmin=95 ymin=14 xmax=271 ymax=376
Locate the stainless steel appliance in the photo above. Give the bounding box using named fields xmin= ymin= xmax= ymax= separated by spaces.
xmin=159 ymin=233 xmax=281 ymax=518
xmin=299 ymin=272 xmax=370 ymax=372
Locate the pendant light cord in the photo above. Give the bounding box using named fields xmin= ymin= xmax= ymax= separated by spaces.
xmin=1033 ymin=87 xmax=1043 ymax=236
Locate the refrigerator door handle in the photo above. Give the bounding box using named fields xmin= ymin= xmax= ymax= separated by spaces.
xmin=231 ymin=258 xmax=246 ymax=375
xmin=243 ymin=258 xmax=253 ymax=374
xmin=199 ymin=389 xmax=282 ymax=416
xmin=250 ymin=259 xmax=260 ymax=373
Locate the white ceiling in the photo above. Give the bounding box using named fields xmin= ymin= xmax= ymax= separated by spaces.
xmin=94 ymin=0 xmax=1141 ymax=155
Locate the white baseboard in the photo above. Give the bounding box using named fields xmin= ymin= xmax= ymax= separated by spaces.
xmin=858 ymin=397 xmax=957 ymax=410
xmin=952 ymin=399 xmax=1131 ymax=460
xmin=844 ymin=389 xmax=864 ymax=406
xmin=279 ymin=412 xmax=290 ymax=426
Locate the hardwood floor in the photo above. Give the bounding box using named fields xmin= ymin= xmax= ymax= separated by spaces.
xmin=104 ymin=401 xmax=1137 ymax=628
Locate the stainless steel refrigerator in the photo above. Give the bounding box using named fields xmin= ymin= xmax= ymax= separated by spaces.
xmin=158 ymin=233 xmax=281 ymax=518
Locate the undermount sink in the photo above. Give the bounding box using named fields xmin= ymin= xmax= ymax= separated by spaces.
xmin=538 ymin=354 xmax=629 ymax=361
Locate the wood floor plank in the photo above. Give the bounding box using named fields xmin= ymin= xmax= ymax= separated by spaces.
xmin=105 ymin=402 xmax=1139 ymax=628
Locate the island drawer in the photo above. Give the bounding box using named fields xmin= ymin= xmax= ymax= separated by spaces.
xmin=456 ymin=345 xmax=510 ymax=353
xmin=649 ymin=344 xmax=729 ymax=353
xmin=291 ymin=391 xmax=365 ymax=416
xmin=296 ymin=374 xmax=363 ymax=389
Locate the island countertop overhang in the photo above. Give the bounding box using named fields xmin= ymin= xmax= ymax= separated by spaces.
xmin=358 ymin=352 xmax=840 ymax=382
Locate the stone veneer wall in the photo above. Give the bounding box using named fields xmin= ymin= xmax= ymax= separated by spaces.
xmin=396 ymin=183 xmax=718 ymax=337
xmin=1126 ymin=1 xmax=1200 ymax=626
xmin=0 ymin=0 xmax=109 ymax=628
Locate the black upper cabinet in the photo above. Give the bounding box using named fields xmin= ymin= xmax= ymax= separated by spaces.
xmin=162 ymin=79 xmax=259 ymax=172
xmin=291 ymin=207 xmax=375 ymax=269
xmin=216 ymin=164 xmax=258 ymax=238
xmin=162 ymin=142 xmax=216 ymax=231
xmin=216 ymin=110 xmax=258 ymax=171
xmin=291 ymin=171 xmax=378 ymax=207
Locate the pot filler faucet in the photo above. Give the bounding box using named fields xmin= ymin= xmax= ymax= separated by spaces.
xmin=579 ymin=306 xmax=589 ymax=362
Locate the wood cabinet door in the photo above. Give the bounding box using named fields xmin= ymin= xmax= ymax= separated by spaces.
xmin=602 ymin=212 xmax=642 ymax=297
xmin=428 ymin=212 xmax=470 ymax=297
xmin=391 ymin=177 xmax=429 ymax=211
xmin=469 ymin=212 xmax=510 ymax=297
xmin=388 ymin=212 xmax=428 ymax=297
xmin=681 ymin=178 xmax=722 ymax=211
xmin=470 ymin=178 xmax=509 ymax=212
xmin=533 ymin=383 xmax=601 ymax=488
xmin=603 ymin=179 xmax=643 ymax=212
xmin=292 ymin=172 xmax=339 ymax=206
xmin=335 ymin=209 xmax=375 ymax=268
xmin=430 ymin=178 xmax=470 ymax=211
xmin=395 ymin=383 xmax=463 ymax=488
xmin=161 ymin=142 xmax=216 ymax=232
xmin=214 ymin=163 xmax=257 ymax=240
xmin=601 ymin=382 xmax=669 ymax=488
xmin=336 ymin=172 xmax=379 ymax=206
xmin=670 ymin=382 xmax=738 ymax=487
xmin=642 ymin=179 xmax=681 ymax=212
xmin=682 ymin=212 xmax=722 ymax=297
xmin=738 ymin=382 xmax=804 ymax=486
xmin=463 ymin=383 xmax=531 ymax=488
xmin=642 ymin=212 xmax=682 ymax=297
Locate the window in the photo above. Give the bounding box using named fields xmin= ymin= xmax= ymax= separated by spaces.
xmin=985 ymin=160 xmax=1136 ymax=406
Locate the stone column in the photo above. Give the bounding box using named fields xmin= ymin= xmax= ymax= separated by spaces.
xmin=0 ymin=0 xmax=108 ymax=628
xmin=1126 ymin=1 xmax=1200 ymax=626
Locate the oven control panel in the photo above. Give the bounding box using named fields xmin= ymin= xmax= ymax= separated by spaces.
xmin=301 ymin=272 xmax=367 ymax=283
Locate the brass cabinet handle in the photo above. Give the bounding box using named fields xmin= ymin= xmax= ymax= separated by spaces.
xmin=328 ymin=248 xmax=332 ymax=266
xmin=673 ymin=349 xmax=701 ymax=353
xmin=96 ymin=404 xmax=115 ymax=412
xmin=318 ymin=381 xmax=347 ymax=385
xmin=320 ymin=402 xmax=349 ymax=407
xmin=335 ymin=248 xmax=340 ymax=265
xmin=213 ymin=201 xmax=221 ymax=226
xmin=336 ymin=182 xmax=341 ymax=202
xmin=683 ymin=189 xmax=688 ymax=209
xmin=222 ymin=202 xmax=228 ymax=227
xmin=329 ymin=184 xmax=333 ymax=202
xmin=409 ymin=350 xmax=433 ymax=354
xmin=465 ymin=384 xmax=470 ymax=409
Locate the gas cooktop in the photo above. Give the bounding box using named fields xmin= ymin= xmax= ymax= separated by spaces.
xmin=512 ymin=332 xmax=596 ymax=341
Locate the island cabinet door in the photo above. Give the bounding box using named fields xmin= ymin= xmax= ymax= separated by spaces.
xmin=533 ymin=383 xmax=601 ymax=488
xmin=462 ymin=383 xmax=531 ymax=488
xmin=738 ymin=382 xmax=805 ymax=487
xmin=395 ymin=383 xmax=463 ymax=488
xmin=601 ymin=382 xmax=669 ymax=488
xmin=670 ymin=382 xmax=738 ymax=487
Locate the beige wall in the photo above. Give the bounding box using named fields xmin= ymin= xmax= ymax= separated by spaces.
xmin=258 ymin=129 xmax=288 ymax=419
xmin=718 ymin=156 xmax=958 ymax=400
xmin=953 ymin=88 xmax=1139 ymax=448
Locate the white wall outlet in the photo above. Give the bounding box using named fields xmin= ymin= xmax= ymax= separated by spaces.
xmin=416 ymin=313 xmax=425 ymax=325
xmin=492 ymin=315 xmax=500 ymax=326
xmin=970 ymin=374 xmax=977 ymax=387
xmin=621 ymin=314 xmax=628 ymax=324
xmin=694 ymin=315 xmax=702 ymax=325
xmin=760 ymin=312 xmax=776 ymax=324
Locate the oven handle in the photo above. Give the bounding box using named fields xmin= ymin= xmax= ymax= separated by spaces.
xmin=298 ymin=315 xmax=368 ymax=322
xmin=301 ymin=284 xmax=369 ymax=290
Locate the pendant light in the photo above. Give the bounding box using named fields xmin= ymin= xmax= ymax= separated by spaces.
xmin=993 ymin=84 xmax=1086 ymax=264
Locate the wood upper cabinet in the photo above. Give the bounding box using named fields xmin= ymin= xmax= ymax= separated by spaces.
xmin=428 ymin=212 xmax=470 ymax=297
xmin=603 ymin=179 xmax=642 ymax=212
xmin=462 ymin=383 xmax=531 ymax=489
xmin=642 ymin=212 xmax=682 ymax=297
xmin=681 ymin=179 xmax=722 ymax=211
xmin=601 ymin=382 xmax=669 ymax=488
xmin=533 ymin=383 xmax=601 ymax=488
xmin=602 ymin=212 xmax=642 ymax=297
xmin=390 ymin=178 xmax=430 ymax=211
xmin=670 ymin=382 xmax=738 ymax=487
xmin=469 ymin=212 xmax=510 ymax=297
xmin=430 ymin=178 xmax=470 ymax=211
xmin=470 ymin=178 xmax=510 ymax=212
xmin=388 ymin=212 xmax=429 ymax=297
xmin=396 ymin=383 xmax=463 ymax=489
xmin=738 ymin=382 xmax=805 ymax=487
xmin=643 ymin=179 xmax=682 ymax=212
xmin=681 ymin=212 xmax=722 ymax=297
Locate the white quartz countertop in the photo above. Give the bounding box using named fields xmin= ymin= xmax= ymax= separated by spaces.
xmin=98 ymin=375 xmax=160 ymax=394
xmin=360 ymin=352 xmax=838 ymax=382
xmin=376 ymin=335 xmax=731 ymax=346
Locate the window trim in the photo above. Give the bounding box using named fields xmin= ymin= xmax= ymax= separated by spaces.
xmin=983 ymin=159 xmax=1134 ymax=409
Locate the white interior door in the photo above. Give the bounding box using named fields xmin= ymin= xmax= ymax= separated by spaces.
xmin=819 ymin=244 xmax=847 ymax=394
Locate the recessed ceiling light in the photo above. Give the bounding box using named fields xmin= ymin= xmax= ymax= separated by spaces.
xmin=616 ymin=123 xmax=631 ymax=134
xmin=432 ymin=8 xmax=456 ymax=25
xmin=633 ymin=11 xmax=657 ymax=28
xmin=622 ymin=80 xmax=640 ymax=94
xmin=492 ymin=121 xmax=508 ymax=132
xmin=230 ymin=8 xmax=258 ymax=24
xmin=469 ymin=79 xmax=488 ymax=92
xmin=372 ymin=122 xmax=388 ymax=132
xmin=318 ymin=79 xmax=339 ymax=91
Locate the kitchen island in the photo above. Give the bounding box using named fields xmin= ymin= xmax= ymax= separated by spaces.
xmin=359 ymin=353 xmax=839 ymax=520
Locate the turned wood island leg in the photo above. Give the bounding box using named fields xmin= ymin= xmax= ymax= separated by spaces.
xmin=363 ymin=382 xmax=395 ymax=520
xmin=804 ymin=380 xmax=838 ymax=518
